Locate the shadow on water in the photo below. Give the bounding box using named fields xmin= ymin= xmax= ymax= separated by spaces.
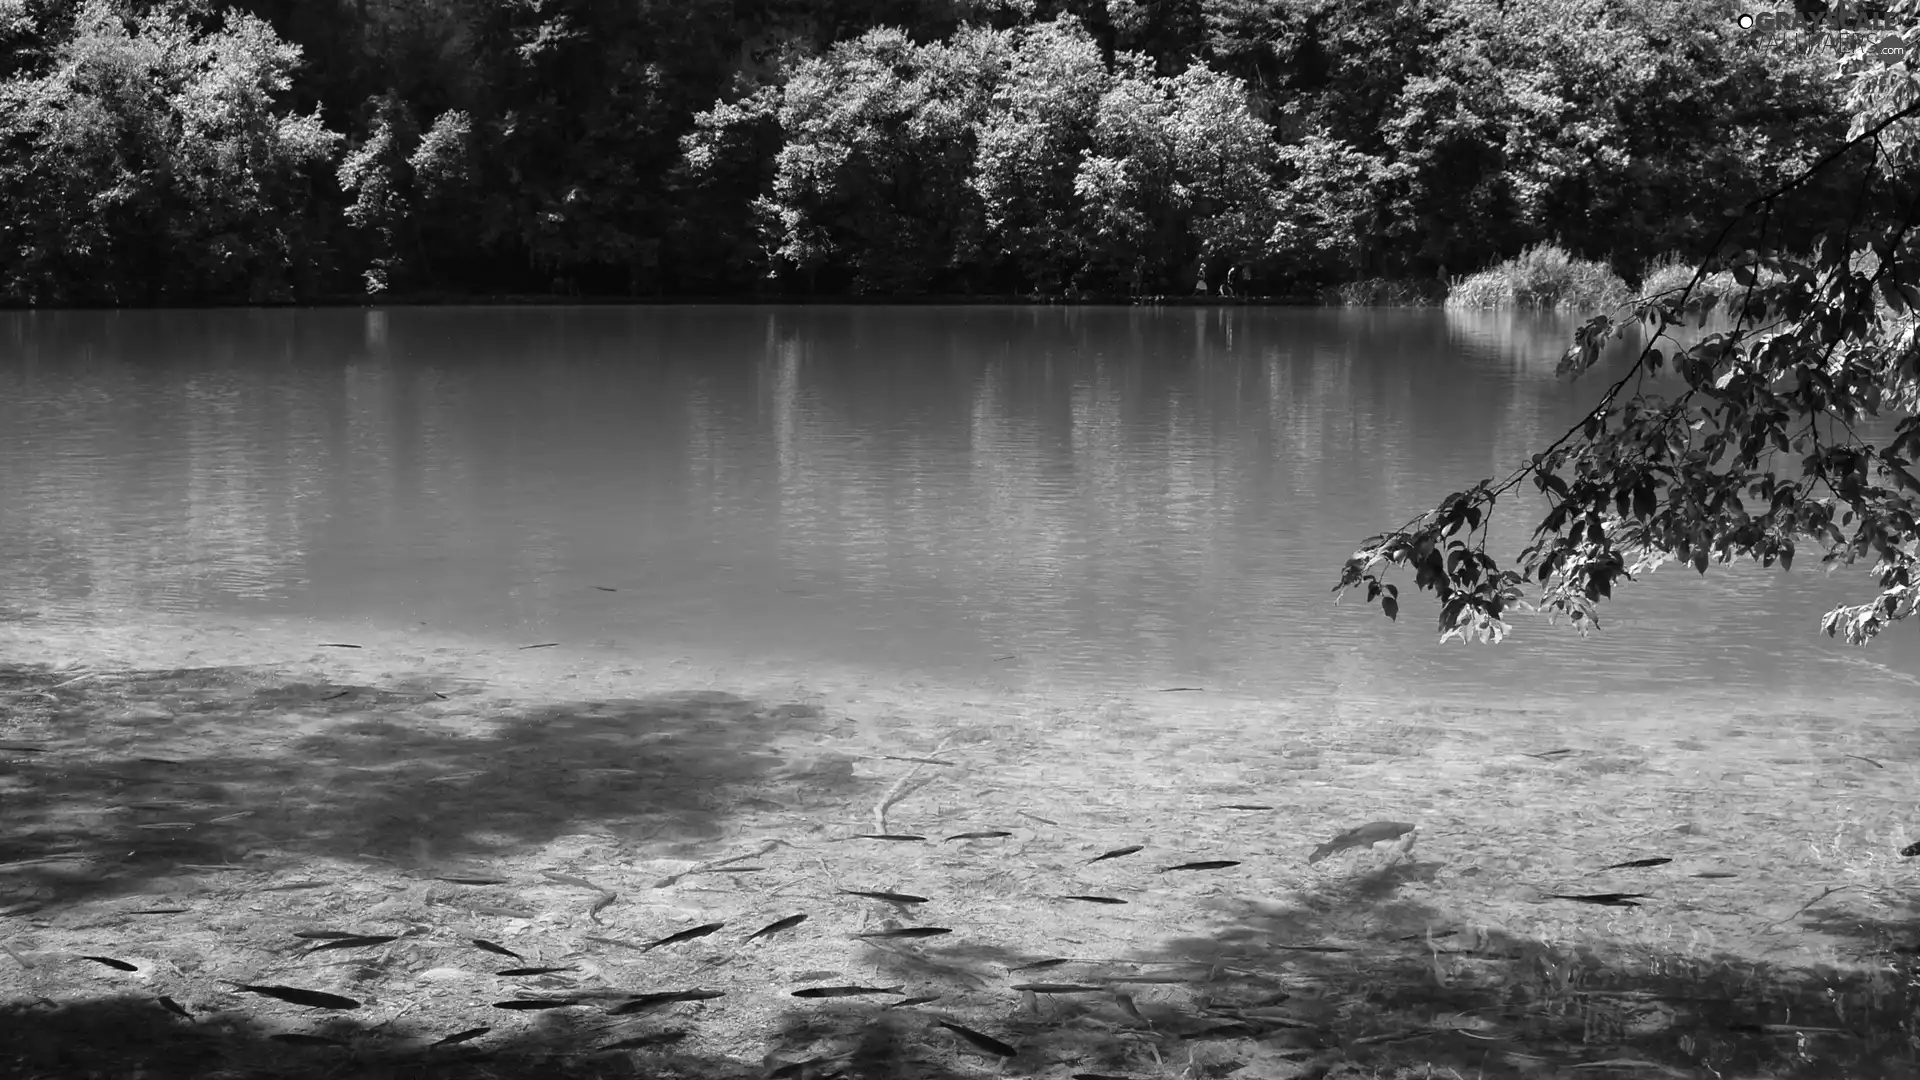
xmin=0 ymin=662 xmax=843 ymax=908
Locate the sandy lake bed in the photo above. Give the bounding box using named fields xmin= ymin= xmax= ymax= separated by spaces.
xmin=1 ymin=613 xmax=1916 ymax=1079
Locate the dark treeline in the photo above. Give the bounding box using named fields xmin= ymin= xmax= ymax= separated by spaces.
xmin=0 ymin=0 xmax=1866 ymax=305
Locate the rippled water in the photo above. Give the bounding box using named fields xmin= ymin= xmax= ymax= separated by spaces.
xmin=2 ymin=305 xmax=1914 ymax=711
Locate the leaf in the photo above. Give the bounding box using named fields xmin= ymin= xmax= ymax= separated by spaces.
xmin=1381 ymin=595 xmax=1399 ymax=621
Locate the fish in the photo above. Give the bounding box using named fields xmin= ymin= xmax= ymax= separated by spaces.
xmin=600 ymin=1030 xmax=687 ymax=1050
xmin=854 ymin=834 xmax=926 ymax=841
xmin=1090 ymin=845 xmax=1143 ymax=863
xmin=1112 ymin=992 xmax=1149 ymax=1025
xmin=641 ymin=921 xmax=725 ymax=951
xmin=271 ymin=1033 xmax=347 ymax=1047
xmin=306 ymin=935 xmax=398 ymax=953
xmin=1844 ymin=754 xmax=1884 ymax=769
xmin=936 ymin=1019 xmax=1017 ymax=1058
xmin=1159 ymin=687 xmax=1205 ymax=692
xmin=1600 ymin=857 xmax=1673 ymax=871
xmin=79 ymin=955 xmax=138 ymax=971
xmin=227 ymin=984 xmax=361 ymax=1010
xmin=471 ymin=939 xmax=523 ymax=960
xmin=1161 ymin=860 xmax=1241 ymax=872
xmin=128 ymin=908 xmax=187 ymax=915
xmin=3 ymin=943 xmax=38 ymax=968
xmin=1523 ymin=748 xmax=1574 ymax=759
xmin=518 ymin=643 xmax=561 ymax=650
xmin=887 ymin=995 xmax=942 ymax=1008
xmin=491 ymin=998 xmax=580 ymax=1010
xmin=854 ymin=927 xmax=951 ymax=939
xmin=1010 ymin=983 xmax=1102 ymax=993
xmin=317 ymin=643 xmax=362 ymax=649
xmin=0 ymin=744 xmax=47 ymax=752
xmin=593 ymin=586 xmax=618 ymax=592
xmin=1018 ymin=811 xmax=1058 ymax=825
xmin=607 ymin=989 xmax=725 ymax=1014
xmin=746 ymin=913 xmax=808 ymax=941
xmin=156 ymin=996 xmax=192 ymax=1019
xmin=321 ymin=691 xmax=351 ymax=700
xmin=1693 ymin=871 xmax=1738 ymax=879
xmin=945 ymin=831 xmax=1013 ymax=840
xmin=1308 ymin=821 xmax=1416 ymax=864
xmin=1549 ymin=893 xmax=1648 ymax=907
xmin=542 ymin=871 xmax=604 ymax=890
xmin=429 ymin=1027 xmax=490 ymax=1047
xmin=1074 ymin=1074 xmax=1138 ymax=1080
xmin=1008 ymin=958 xmax=1071 ymax=972
xmin=841 ymin=890 xmax=928 ymax=904
xmin=1218 ymin=804 xmax=1274 ymax=811
xmin=438 ymin=876 xmax=509 ymax=885
xmin=588 ymin=893 xmax=617 ymax=922
xmin=791 ymin=985 xmax=905 ymax=998
xmin=1903 ymin=841 xmax=1920 ymax=858
xmin=496 ymin=966 xmax=575 ymax=976
xmin=1061 ymin=895 xmax=1127 ymax=904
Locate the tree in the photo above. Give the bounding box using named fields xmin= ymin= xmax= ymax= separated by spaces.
xmin=1334 ymin=8 xmax=1920 ymax=647
xmin=0 ymin=0 xmax=339 ymax=305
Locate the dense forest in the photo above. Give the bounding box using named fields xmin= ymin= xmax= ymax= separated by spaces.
xmin=0 ymin=0 xmax=1884 ymax=304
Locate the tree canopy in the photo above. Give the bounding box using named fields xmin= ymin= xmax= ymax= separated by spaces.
xmin=0 ymin=0 xmax=1873 ymax=302
xmin=1336 ymin=2 xmax=1920 ymax=646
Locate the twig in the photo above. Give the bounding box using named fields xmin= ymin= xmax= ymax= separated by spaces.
xmin=873 ymin=736 xmax=955 ymax=833
xmin=1773 ymin=884 xmax=1858 ymax=926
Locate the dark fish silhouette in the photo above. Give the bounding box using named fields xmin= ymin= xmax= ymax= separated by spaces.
xmin=492 ymin=998 xmax=580 ymax=1010
xmin=593 ymin=586 xmax=618 ymax=592
xmin=496 ymin=966 xmax=575 ymax=976
xmin=1062 ymin=895 xmax=1127 ymax=904
xmin=747 ymin=913 xmax=808 ymax=941
xmin=292 ymin=931 xmax=359 ymax=940
xmin=842 ymin=890 xmax=928 ymax=904
xmin=1159 ymin=687 xmax=1205 ymax=692
xmin=937 ymin=1019 xmax=1017 ymax=1058
xmin=1011 ymin=983 xmax=1102 ymax=993
xmin=854 ymin=834 xmax=926 ymax=841
xmin=307 ymin=935 xmax=398 ymax=953
xmin=471 ymin=939 xmax=523 ymax=960
xmin=228 ymin=984 xmax=361 ymax=1009
xmin=642 ymin=922 xmax=725 ymax=951
xmin=607 ymin=989 xmax=725 ymax=1014
xmin=601 ymin=1030 xmax=687 ymax=1050
xmin=439 ymin=876 xmax=509 ymax=885
xmin=1308 ymin=821 xmax=1416 ymax=864
xmin=79 ymin=955 xmax=137 ymax=971
xmin=317 ymin=643 xmax=361 ymax=649
xmin=1693 ymin=871 xmax=1739 ymax=879
xmin=1550 ymin=893 xmax=1648 ymax=907
xmin=1090 ymin=845 xmax=1143 ymax=863
xmin=271 ymin=1033 xmax=346 ymax=1047
xmin=1844 ymin=754 xmax=1884 ymax=769
xmin=519 ymin=643 xmax=560 ymax=650
xmin=587 ymin=893 xmax=617 ymax=922
xmin=1218 ymin=804 xmax=1274 ymax=810
xmin=1162 ymin=860 xmax=1240 ymax=872
xmin=156 ymin=996 xmax=192 ymax=1019
xmin=1009 ymin=958 xmax=1071 ymax=972
xmin=1524 ymin=748 xmax=1574 ymax=759
xmin=1018 ymin=811 xmax=1058 ymax=825
xmin=321 ymin=690 xmax=352 ymax=700
xmin=1073 ymin=1074 xmax=1137 ymax=1080
xmin=888 ymin=995 xmax=942 ymax=1008
xmin=1600 ymin=857 xmax=1672 ymax=871
xmin=855 ymin=927 xmax=951 ymax=939
xmin=541 ymin=870 xmax=603 ymax=890
xmin=430 ymin=1027 xmax=490 ymax=1047
xmin=945 ymin=831 xmax=1013 ymax=840
xmin=126 ymin=908 xmax=188 ymax=915
xmin=792 ymin=985 xmax=904 ymax=998
xmin=1903 ymin=841 xmax=1920 ymax=858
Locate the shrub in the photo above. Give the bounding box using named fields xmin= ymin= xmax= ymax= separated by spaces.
xmin=1443 ymin=242 xmax=1630 ymax=313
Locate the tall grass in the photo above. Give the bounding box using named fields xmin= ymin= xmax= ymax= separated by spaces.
xmin=1320 ymin=277 xmax=1448 ymax=307
xmin=1444 ymin=242 xmax=1631 ymax=313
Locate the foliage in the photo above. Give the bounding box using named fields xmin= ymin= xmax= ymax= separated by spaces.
xmin=0 ymin=0 xmax=339 ymax=305
xmin=1445 ymin=242 xmax=1632 ymax=313
xmin=1337 ymin=3 xmax=1920 ymax=647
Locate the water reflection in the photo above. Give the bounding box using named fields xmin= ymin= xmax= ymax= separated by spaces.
xmin=0 ymin=306 xmax=1915 ymax=707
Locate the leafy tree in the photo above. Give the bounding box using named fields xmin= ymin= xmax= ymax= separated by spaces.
xmin=0 ymin=0 xmax=339 ymax=305
xmin=1335 ymin=12 xmax=1920 ymax=646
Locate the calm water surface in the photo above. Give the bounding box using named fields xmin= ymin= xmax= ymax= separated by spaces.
xmin=2 ymin=305 xmax=1915 ymax=708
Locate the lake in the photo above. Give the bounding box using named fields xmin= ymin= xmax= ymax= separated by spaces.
xmin=2 ymin=304 xmax=1916 ymax=714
